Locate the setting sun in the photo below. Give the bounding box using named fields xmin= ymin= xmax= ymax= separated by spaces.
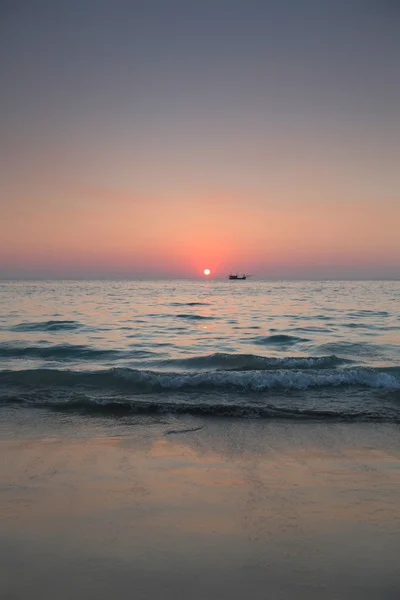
xmin=203 ymin=268 xmax=211 ymax=276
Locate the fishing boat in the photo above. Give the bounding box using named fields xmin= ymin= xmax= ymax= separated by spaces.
xmin=228 ymin=273 xmax=248 ymax=280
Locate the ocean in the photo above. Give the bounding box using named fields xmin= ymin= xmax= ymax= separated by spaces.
xmin=1 ymin=279 xmax=399 ymax=422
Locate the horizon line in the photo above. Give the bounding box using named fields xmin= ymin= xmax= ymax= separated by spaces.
xmin=1 ymin=277 xmax=399 ymax=283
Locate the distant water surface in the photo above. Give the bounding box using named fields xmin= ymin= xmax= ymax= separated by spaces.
xmin=0 ymin=280 xmax=399 ymax=421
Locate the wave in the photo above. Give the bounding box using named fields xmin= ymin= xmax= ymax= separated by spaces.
xmin=1 ymin=366 xmax=399 ymax=393
xmin=342 ymin=323 xmax=400 ymax=332
xmin=253 ymin=334 xmax=310 ymax=346
xmin=169 ymin=302 xmax=211 ymax=307
xmin=10 ymin=320 xmax=83 ymax=332
xmin=347 ymin=310 xmax=390 ymax=317
xmin=316 ymin=341 xmax=384 ymax=357
xmin=0 ymin=343 xmax=352 ymax=370
xmin=2 ymin=365 xmax=399 ymax=422
xmin=2 ymin=394 xmax=396 ymax=422
xmin=157 ymin=353 xmax=351 ymax=371
xmin=0 ymin=342 xmax=123 ymax=360
xmin=289 ymin=326 xmax=332 ymax=333
xmin=176 ymin=314 xmax=216 ymax=320
xmin=301 ymin=314 xmax=333 ymax=321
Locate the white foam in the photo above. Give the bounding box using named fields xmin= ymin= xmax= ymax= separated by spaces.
xmin=114 ymin=367 xmax=400 ymax=391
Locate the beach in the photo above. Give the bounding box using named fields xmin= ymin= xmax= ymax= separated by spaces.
xmin=2 ymin=408 xmax=400 ymax=599
xmin=1 ymin=279 xmax=400 ymax=598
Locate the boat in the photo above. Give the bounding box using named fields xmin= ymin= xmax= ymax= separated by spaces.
xmin=228 ymin=273 xmax=248 ymax=280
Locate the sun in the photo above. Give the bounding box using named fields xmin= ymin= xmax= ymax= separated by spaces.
xmin=203 ymin=268 xmax=211 ymax=276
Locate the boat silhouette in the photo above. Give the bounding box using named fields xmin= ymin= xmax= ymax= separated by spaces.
xmin=228 ymin=273 xmax=248 ymax=280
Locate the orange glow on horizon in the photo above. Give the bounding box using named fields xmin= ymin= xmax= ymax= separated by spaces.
xmin=1 ymin=186 xmax=399 ymax=279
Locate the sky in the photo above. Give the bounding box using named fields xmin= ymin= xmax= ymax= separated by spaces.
xmin=1 ymin=0 xmax=399 ymax=279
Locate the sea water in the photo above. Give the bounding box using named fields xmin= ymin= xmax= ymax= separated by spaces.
xmin=0 ymin=279 xmax=399 ymax=422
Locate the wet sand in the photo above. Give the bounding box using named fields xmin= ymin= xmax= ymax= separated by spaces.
xmin=1 ymin=408 xmax=400 ymax=599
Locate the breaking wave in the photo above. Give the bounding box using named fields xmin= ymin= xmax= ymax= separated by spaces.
xmin=1 ymin=363 xmax=399 ymax=422
xmin=1 ymin=366 xmax=399 ymax=393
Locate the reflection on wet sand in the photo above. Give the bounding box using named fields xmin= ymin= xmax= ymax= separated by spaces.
xmin=1 ymin=413 xmax=400 ymax=599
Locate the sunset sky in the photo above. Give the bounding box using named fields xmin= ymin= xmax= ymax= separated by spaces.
xmin=1 ymin=0 xmax=399 ymax=279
